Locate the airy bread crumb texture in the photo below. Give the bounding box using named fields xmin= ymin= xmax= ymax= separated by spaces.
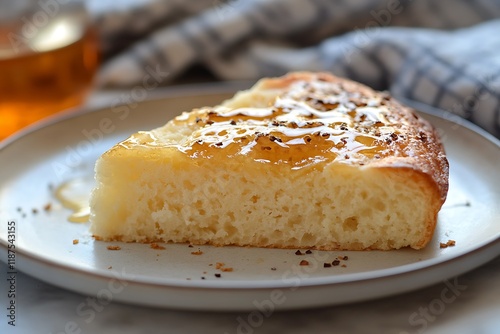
xmin=90 ymin=72 xmax=448 ymax=250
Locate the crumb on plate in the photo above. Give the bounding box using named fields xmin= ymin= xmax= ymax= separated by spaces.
xmin=150 ymin=242 xmax=166 ymax=250
xmin=215 ymin=262 xmax=233 ymax=272
xmin=440 ymin=240 xmax=456 ymax=248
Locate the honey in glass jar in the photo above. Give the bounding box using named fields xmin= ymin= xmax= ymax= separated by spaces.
xmin=0 ymin=0 xmax=99 ymax=140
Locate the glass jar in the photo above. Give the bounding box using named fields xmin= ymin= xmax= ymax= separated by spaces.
xmin=0 ymin=0 xmax=99 ymax=139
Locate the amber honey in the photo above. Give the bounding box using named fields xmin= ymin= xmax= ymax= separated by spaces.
xmin=0 ymin=18 xmax=99 ymax=140
xmin=121 ymin=80 xmax=405 ymax=171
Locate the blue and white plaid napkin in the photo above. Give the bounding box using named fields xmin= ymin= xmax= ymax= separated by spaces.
xmin=94 ymin=0 xmax=500 ymax=137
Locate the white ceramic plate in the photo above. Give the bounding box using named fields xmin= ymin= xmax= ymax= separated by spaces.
xmin=0 ymin=84 xmax=499 ymax=311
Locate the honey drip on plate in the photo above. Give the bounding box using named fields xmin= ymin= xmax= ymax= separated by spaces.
xmin=54 ymin=178 xmax=92 ymax=223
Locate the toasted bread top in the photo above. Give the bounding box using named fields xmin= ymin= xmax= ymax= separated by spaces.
xmin=116 ymin=72 xmax=449 ymax=202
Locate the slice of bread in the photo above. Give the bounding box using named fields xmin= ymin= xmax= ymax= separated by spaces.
xmin=90 ymin=72 xmax=448 ymax=250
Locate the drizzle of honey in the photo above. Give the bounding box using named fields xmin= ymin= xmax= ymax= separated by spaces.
xmin=119 ymin=79 xmax=408 ymax=169
xmin=54 ymin=178 xmax=93 ymax=223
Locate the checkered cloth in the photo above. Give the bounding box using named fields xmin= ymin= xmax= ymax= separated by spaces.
xmin=94 ymin=0 xmax=500 ymax=137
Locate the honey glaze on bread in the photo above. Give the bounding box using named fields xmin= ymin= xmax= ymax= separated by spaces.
xmin=91 ymin=72 xmax=449 ymax=250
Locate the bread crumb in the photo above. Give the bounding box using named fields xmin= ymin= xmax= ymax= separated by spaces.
xmin=215 ymin=262 xmax=233 ymax=272
xmin=44 ymin=203 xmax=52 ymax=212
xmin=191 ymin=249 xmax=203 ymax=255
xmin=299 ymin=260 xmax=309 ymax=266
xmin=108 ymin=266 xmax=112 ymax=269
xmin=440 ymin=240 xmax=456 ymax=248
xmin=150 ymin=243 xmax=165 ymax=250
xmin=332 ymin=259 xmax=340 ymax=266
xmin=72 ymin=239 xmax=79 ymax=245
xmin=107 ymin=245 xmax=121 ymax=250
